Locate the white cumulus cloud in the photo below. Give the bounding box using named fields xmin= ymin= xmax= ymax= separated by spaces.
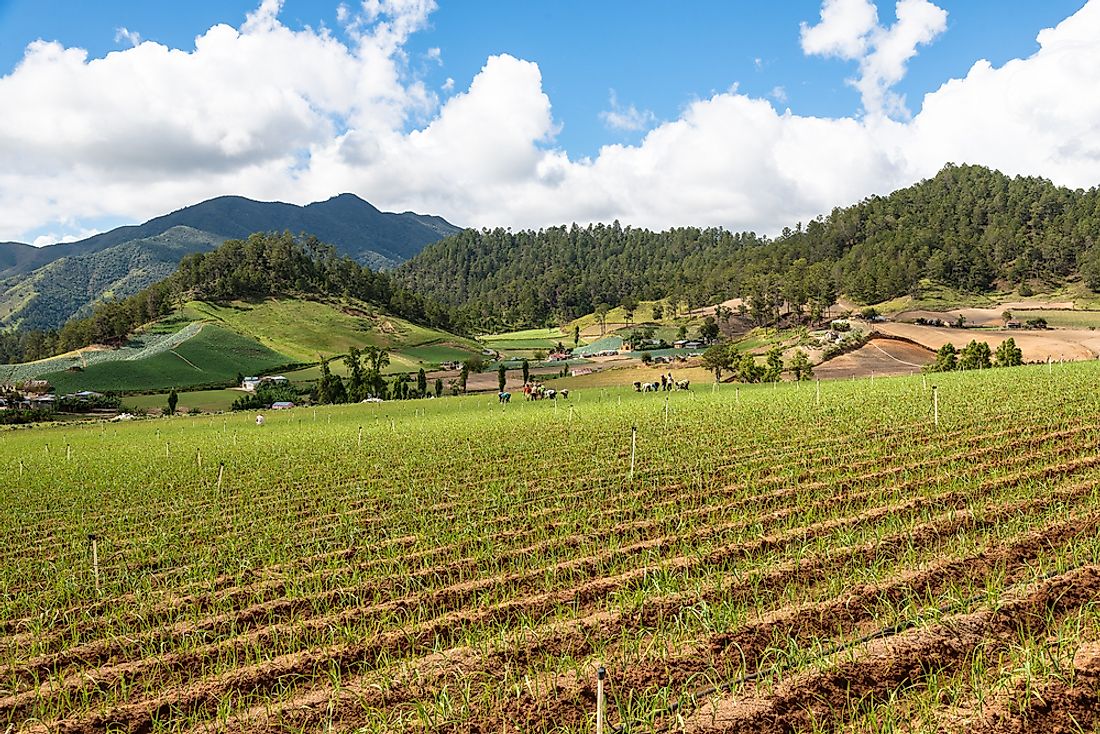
xmin=0 ymin=0 xmax=1099 ymax=247
xmin=114 ymin=27 xmax=142 ymax=47
xmin=801 ymin=0 xmax=948 ymax=118
xmin=599 ymin=90 xmax=655 ymax=132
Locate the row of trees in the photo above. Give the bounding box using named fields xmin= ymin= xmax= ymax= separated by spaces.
xmin=1 ymin=232 xmax=458 ymax=364
xmin=700 ymin=343 xmax=814 ymax=383
xmin=313 ymin=349 xmax=447 ymax=404
xmin=925 ymin=338 xmax=1024 ymax=372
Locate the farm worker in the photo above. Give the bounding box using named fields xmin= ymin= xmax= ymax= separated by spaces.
xmin=660 ymin=374 xmax=667 ymax=390
xmin=256 ymin=414 xmax=265 ymax=426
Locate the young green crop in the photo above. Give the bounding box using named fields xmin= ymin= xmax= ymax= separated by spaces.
xmin=1 ymin=361 xmax=1099 ymax=731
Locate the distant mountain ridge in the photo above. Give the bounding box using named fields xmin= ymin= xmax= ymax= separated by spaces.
xmin=0 ymin=194 xmax=460 ymax=330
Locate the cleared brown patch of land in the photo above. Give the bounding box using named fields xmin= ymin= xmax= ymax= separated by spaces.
xmin=814 ymin=337 xmax=934 ymax=380
xmin=876 ymin=322 xmax=1100 ymax=361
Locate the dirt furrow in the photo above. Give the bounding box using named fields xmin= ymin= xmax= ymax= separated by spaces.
xmin=19 ymin=445 xmax=1100 ymax=726
xmin=681 ymin=565 xmax=1100 ymax=733
xmin=203 ymin=484 xmax=1099 ymax=734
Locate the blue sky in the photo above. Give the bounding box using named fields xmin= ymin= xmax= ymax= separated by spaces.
xmin=0 ymin=0 xmax=1097 ymax=243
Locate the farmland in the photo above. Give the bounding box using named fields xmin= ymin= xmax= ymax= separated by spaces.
xmin=2 ymin=363 xmax=1100 ymax=732
xmin=38 ymin=325 xmax=293 ymax=394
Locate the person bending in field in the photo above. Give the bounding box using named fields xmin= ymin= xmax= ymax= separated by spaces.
xmin=255 ymin=414 xmax=265 ymax=426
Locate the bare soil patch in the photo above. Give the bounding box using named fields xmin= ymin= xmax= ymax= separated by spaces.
xmin=876 ymin=322 xmax=1100 ymax=361
xmin=815 ymin=337 xmax=934 ymax=379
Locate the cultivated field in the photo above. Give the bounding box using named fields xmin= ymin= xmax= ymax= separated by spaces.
xmin=2 ymin=365 xmax=1100 ymax=732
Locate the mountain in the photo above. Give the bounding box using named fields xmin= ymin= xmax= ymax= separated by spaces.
xmin=0 ymin=194 xmax=460 ymax=330
xmin=395 ymin=164 xmax=1100 ymax=329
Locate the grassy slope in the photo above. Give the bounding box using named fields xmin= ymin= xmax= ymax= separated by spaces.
xmin=10 ymin=297 xmax=482 ymax=397
xmin=41 ymin=325 xmax=293 ymax=394
xmin=183 ymin=298 xmax=482 ymax=367
xmin=123 ymin=388 xmax=242 ymax=413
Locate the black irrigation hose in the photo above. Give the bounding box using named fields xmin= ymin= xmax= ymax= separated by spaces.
xmin=606 ymin=562 xmax=1080 ymax=733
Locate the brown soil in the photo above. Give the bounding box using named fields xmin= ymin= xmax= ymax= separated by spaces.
xmin=11 ymin=410 xmax=1100 ymax=733
xmin=11 ymin=420 xmax=1097 ymax=695
xmin=815 ymin=337 xmax=935 ymax=380
xmin=205 ymin=488 xmax=1099 ymax=734
xmin=682 ymin=565 xmax=1100 ymax=733
xmin=24 ymin=493 xmax=954 ymax=730
xmin=876 ymin=321 xmax=1100 ymax=362
xmin=940 ymin=639 xmax=1100 ymax=734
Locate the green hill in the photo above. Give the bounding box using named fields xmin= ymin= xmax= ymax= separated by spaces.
xmin=38 ymin=324 xmax=293 ymax=394
xmin=3 ymin=295 xmax=480 ymax=395
xmin=181 ymin=298 xmax=479 ymax=364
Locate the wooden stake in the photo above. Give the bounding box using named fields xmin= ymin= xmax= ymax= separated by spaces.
xmin=816 ymin=379 xmax=820 ymax=407
xmin=89 ymin=534 xmax=101 ymax=595
xmin=922 ymin=373 xmax=927 ymax=390
xmin=629 ymin=425 xmax=636 ymax=481
xmin=358 ymin=426 xmax=363 ymax=448
xmin=596 ymin=666 xmax=606 ymax=734
xmin=933 ymin=385 xmax=939 ymax=427
xmin=196 ymin=448 xmax=202 ymax=469
xmin=664 ymin=395 xmax=669 ymax=425
xmin=165 ymin=442 xmax=169 ymax=458
xmin=217 ymin=462 xmax=224 ymax=491
xmin=19 ymin=460 xmax=23 ymax=477
xmin=66 ymin=444 xmax=71 ymax=461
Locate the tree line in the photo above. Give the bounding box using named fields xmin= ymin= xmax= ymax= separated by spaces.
xmin=396 ymin=164 xmax=1100 ymax=331
xmin=924 ymin=338 xmax=1023 ymax=372
xmin=0 ymin=232 xmax=457 ymax=364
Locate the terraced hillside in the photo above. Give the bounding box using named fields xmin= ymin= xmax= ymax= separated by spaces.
xmin=1 ymin=297 xmax=481 ymax=394
xmin=1 ymin=364 xmax=1098 ymax=732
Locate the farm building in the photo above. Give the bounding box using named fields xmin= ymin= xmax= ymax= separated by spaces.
xmin=271 ymin=401 xmax=295 ymax=410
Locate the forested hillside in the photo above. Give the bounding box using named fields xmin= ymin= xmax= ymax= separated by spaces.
xmin=394 ymin=224 xmax=761 ymax=329
xmin=0 ymin=233 xmax=455 ymax=364
xmin=396 ymin=164 xmax=1100 ymax=329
